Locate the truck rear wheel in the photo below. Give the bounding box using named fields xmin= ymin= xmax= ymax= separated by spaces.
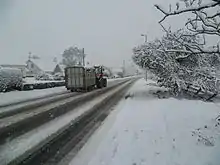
xmin=97 ymin=82 xmax=102 ymax=88
xmin=103 ymin=79 xmax=107 ymax=87
xmin=96 ymin=80 xmax=103 ymax=88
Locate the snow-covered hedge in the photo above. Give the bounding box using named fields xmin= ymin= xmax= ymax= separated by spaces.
xmin=0 ymin=67 xmax=23 ymax=92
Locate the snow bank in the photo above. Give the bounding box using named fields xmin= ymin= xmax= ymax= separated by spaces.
xmin=107 ymin=76 xmax=138 ymax=82
xmin=70 ymin=78 xmax=220 ymax=165
xmin=23 ymin=77 xmax=64 ymax=85
xmin=0 ymin=87 xmax=66 ymax=106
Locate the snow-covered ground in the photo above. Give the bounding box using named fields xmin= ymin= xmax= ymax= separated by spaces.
xmin=70 ymin=78 xmax=220 ymax=165
xmin=0 ymin=87 xmax=67 ymax=106
xmin=0 ymin=81 xmax=131 ymax=165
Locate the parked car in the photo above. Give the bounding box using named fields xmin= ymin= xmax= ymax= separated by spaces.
xmin=36 ymin=73 xmax=54 ymax=81
xmin=53 ymin=73 xmax=64 ymax=80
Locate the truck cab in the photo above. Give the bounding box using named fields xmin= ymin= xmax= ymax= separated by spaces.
xmin=94 ymin=66 xmax=107 ymax=88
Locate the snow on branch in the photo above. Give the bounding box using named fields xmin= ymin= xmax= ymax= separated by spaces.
xmin=155 ymin=1 xmax=219 ymax=23
xmin=186 ymin=11 xmax=220 ymax=36
xmin=155 ymin=0 xmax=220 ymax=55
xmin=207 ymin=12 xmax=220 ymax=19
xmin=131 ymin=0 xmax=220 ymax=97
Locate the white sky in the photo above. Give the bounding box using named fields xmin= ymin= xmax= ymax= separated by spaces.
xmin=0 ymin=0 xmax=180 ymax=68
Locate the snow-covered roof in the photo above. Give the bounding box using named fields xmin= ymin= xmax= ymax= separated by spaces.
xmin=0 ymin=64 xmax=26 ymax=68
xmin=27 ymin=56 xmax=62 ymax=71
xmin=30 ymin=58 xmax=57 ymax=72
xmin=58 ymin=64 xmax=66 ymax=71
xmin=24 ymin=67 xmax=30 ymax=72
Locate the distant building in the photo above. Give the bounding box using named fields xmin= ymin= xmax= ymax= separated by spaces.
xmin=53 ymin=64 xmax=65 ymax=75
xmin=26 ymin=59 xmax=42 ymax=76
xmin=26 ymin=58 xmax=65 ymax=76
xmin=110 ymin=67 xmax=124 ymax=78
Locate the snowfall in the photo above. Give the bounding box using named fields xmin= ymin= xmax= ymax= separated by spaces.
xmin=70 ymin=78 xmax=220 ymax=165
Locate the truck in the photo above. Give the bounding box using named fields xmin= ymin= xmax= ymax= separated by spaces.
xmin=0 ymin=67 xmax=23 ymax=92
xmin=65 ymin=65 xmax=107 ymax=92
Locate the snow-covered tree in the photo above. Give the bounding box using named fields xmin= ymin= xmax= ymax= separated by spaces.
xmin=62 ymin=47 xmax=85 ymax=67
xmin=133 ymin=0 xmax=220 ymax=95
xmin=133 ymin=29 xmax=219 ymax=94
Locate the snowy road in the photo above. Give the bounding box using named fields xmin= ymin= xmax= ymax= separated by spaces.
xmin=0 ymin=87 xmax=67 ymax=106
xmin=0 ymin=77 xmax=133 ymax=106
xmin=0 ymin=78 xmax=135 ymax=165
xmin=70 ymin=79 xmax=220 ymax=165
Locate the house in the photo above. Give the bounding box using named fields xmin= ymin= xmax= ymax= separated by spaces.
xmin=26 ymin=59 xmax=42 ymax=76
xmin=53 ymin=64 xmax=65 ymax=75
xmin=26 ymin=58 xmax=57 ymax=75
xmin=26 ymin=58 xmax=65 ymax=76
xmin=110 ymin=67 xmax=124 ymax=78
xmin=0 ymin=64 xmax=28 ymax=78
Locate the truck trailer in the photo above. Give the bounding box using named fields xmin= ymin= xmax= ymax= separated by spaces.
xmin=65 ymin=66 xmax=107 ymax=92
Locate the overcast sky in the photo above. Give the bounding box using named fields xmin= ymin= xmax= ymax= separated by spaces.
xmin=0 ymin=0 xmax=179 ymax=68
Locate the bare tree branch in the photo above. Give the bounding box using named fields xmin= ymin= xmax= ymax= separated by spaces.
xmin=207 ymin=12 xmax=220 ymax=19
xmin=155 ymin=0 xmax=220 ymax=56
xmin=155 ymin=1 xmax=219 ymax=23
xmin=160 ymin=23 xmax=220 ymax=55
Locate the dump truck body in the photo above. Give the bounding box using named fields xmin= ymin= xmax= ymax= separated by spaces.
xmin=65 ymin=66 xmax=96 ymax=91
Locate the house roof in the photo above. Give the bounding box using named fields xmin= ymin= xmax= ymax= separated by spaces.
xmin=0 ymin=64 xmax=26 ymax=68
xmin=58 ymin=64 xmax=66 ymax=71
xmin=53 ymin=64 xmax=66 ymax=73
xmin=33 ymin=60 xmax=55 ymax=72
xmin=29 ymin=57 xmax=58 ymax=72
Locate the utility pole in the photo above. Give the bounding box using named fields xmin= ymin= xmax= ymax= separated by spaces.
xmin=28 ymin=52 xmax=32 ymax=60
xmin=82 ymin=48 xmax=85 ymax=66
xmin=141 ymin=34 xmax=147 ymax=43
